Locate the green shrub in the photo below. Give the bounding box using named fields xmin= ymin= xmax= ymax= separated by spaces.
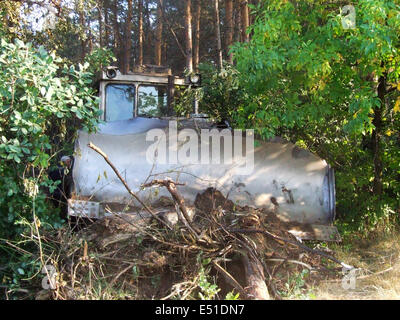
xmin=0 ymin=39 xmax=102 ymax=238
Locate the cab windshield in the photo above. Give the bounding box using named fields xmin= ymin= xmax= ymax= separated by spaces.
xmin=137 ymin=85 xmax=169 ymax=117
xmin=105 ymin=83 xmax=171 ymax=121
xmin=105 ymin=84 xmax=135 ymax=121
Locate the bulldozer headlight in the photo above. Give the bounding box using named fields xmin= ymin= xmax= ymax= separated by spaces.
xmin=188 ymin=73 xmax=201 ymax=85
xmin=105 ymin=67 xmax=118 ymax=79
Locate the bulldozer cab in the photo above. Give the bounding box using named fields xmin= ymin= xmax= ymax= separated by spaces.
xmin=99 ymin=66 xmax=198 ymax=121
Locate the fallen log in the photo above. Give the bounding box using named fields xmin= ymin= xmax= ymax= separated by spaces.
xmin=241 ymin=253 xmax=270 ymax=300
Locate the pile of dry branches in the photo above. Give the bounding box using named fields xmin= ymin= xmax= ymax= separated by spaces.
xmin=47 ymin=184 xmax=350 ymax=300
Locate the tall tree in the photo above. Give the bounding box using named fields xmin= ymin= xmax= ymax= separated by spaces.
xmin=184 ymin=0 xmax=193 ymax=72
xmin=240 ymin=0 xmax=249 ymax=42
xmin=137 ymin=0 xmax=144 ymax=65
xmin=112 ymin=0 xmax=121 ymax=67
xmin=193 ymin=0 xmax=201 ymax=70
xmin=104 ymin=1 xmax=110 ymax=48
xmin=234 ymin=1 xmax=242 ymax=43
xmin=214 ymin=0 xmax=223 ymax=69
xmin=225 ymin=0 xmax=233 ymax=63
xmin=123 ymin=0 xmax=133 ymax=73
xmin=77 ymin=0 xmax=87 ymax=61
xmin=144 ymin=0 xmax=152 ymax=64
xmin=97 ymin=2 xmax=103 ymax=48
xmin=155 ymin=0 xmax=163 ymax=66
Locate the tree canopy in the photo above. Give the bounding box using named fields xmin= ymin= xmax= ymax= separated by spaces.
xmin=231 ymin=0 xmax=400 ymax=229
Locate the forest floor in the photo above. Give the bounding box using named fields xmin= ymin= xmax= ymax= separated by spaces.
xmin=5 ymin=186 xmax=399 ymax=300
xmin=4 ymin=220 xmax=399 ymax=300
xmin=40 ymin=210 xmax=400 ymax=301
xmin=305 ymin=232 xmax=400 ymax=300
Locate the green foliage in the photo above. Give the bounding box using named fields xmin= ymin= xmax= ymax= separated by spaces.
xmin=30 ymin=17 xmax=83 ymax=65
xmin=197 ymin=63 xmax=247 ymax=123
xmin=232 ymin=0 xmax=400 ymax=231
xmin=0 ymin=38 xmax=101 ymax=238
xmin=174 ymin=62 xmax=247 ymax=123
xmin=280 ymin=269 xmax=316 ymax=299
xmin=1 ymin=250 xmax=42 ymax=298
xmin=84 ymin=48 xmax=116 ymax=75
xmin=197 ymin=265 xmax=220 ymax=300
xmin=0 ymin=1 xmax=23 ymax=42
xmin=225 ymin=291 xmax=240 ymax=300
xmin=195 ymin=256 xmax=220 ymax=300
xmin=232 ymin=0 xmax=399 ymax=134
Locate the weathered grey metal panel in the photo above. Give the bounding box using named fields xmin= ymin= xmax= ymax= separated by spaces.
xmin=72 ymin=118 xmax=335 ymax=224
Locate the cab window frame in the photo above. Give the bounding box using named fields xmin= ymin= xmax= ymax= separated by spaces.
xmin=137 ymin=84 xmax=169 ymax=118
xmin=104 ymin=83 xmax=136 ymax=122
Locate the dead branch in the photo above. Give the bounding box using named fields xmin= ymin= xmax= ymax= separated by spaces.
xmin=324 ymin=266 xmax=394 ymax=283
xmin=48 ymin=186 xmax=354 ymax=300
xmin=142 ymin=178 xmax=201 ymax=236
xmin=229 ymin=228 xmax=354 ymax=269
xmin=266 ymin=258 xmax=313 ymax=270
xmin=108 ymin=263 xmax=135 ymax=288
xmin=211 ymin=260 xmax=248 ymax=298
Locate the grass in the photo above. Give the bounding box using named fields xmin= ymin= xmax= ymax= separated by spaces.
xmin=311 ymin=231 xmax=400 ymax=300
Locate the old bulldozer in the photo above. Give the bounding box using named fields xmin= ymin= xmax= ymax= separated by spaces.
xmin=66 ymin=65 xmax=339 ymax=241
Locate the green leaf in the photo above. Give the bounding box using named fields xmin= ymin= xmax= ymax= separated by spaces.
xmin=13 ymin=155 xmax=21 ymax=163
xmin=14 ymin=111 xmax=21 ymax=120
xmin=45 ymin=87 xmax=54 ymax=101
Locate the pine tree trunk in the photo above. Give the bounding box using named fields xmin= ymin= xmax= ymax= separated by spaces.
xmin=144 ymin=0 xmax=152 ymax=64
xmin=185 ymin=0 xmax=193 ymax=72
xmin=214 ymin=0 xmax=223 ymax=69
xmin=78 ymin=0 xmax=86 ymax=61
xmin=234 ymin=0 xmax=242 ymax=43
xmin=123 ymin=0 xmax=133 ymax=73
xmin=112 ymin=0 xmax=121 ymax=69
xmin=155 ymin=0 xmax=163 ymax=66
xmin=98 ymin=3 xmax=103 ymax=49
xmin=193 ymin=0 xmax=201 ymax=70
xmin=138 ymin=0 xmax=144 ymax=66
xmin=104 ymin=4 xmax=109 ymax=48
xmin=88 ymin=28 xmax=93 ymax=53
xmin=225 ymin=0 xmax=233 ymax=63
xmin=241 ymin=0 xmax=249 ymax=43
xmin=249 ymin=0 xmax=257 ymax=26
